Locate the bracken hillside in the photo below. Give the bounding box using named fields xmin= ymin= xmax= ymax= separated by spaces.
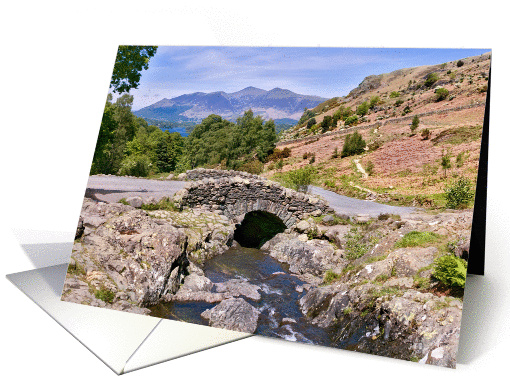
xmin=266 ymin=52 xmax=490 ymax=209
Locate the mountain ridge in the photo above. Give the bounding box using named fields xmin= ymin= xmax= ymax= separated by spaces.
xmin=133 ymin=87 xmax=328 ymax=123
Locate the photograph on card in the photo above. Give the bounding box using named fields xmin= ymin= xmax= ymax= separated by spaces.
xmin=61 ymin=46 xmax=491 ymax=368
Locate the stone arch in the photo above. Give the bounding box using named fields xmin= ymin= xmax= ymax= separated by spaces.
xmin=233 ymin=210 xmax=287 ymax=248
xmin=173 ymin=173 xmax=333 ymax=228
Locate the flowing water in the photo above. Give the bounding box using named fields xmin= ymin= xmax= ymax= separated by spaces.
xmin=150 ymin=245 xmax=334 ymax=346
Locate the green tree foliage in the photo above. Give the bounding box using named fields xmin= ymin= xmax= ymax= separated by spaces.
xmin=180 ymin=110 xmax=277 ymax=171
xmin=110 ymin=46 xmax=158 ymax=93
xmin=369 ymin=96 xmax=381 ymax=109
xmin=445 ymin=177 xmax=474 ymax=209
xmin=90 ymin=96 xmax=184 ymax=176
xmin=411 ymin=115 xmax=420 ymax=133
xmin=90 ymin=96 xmax=118 ymax=175
xmin=433 ymin=255 xmax=467 ymax=288
xmin=333 ymin=106 xmax=353 ymax=121
xmin=344 ymin=115 xmax=358 ymax=127
xmin=456 ymin=60 xmax=464 ymax=68
xmin=356 ymin=101 xmax=369 ymax=116
xmin=287 ymin=165 xmax=315 ymax=192
xmin=424 ymin=72 xmax=439 ymax=87
xmin=299 ymin=109 xmax=316 ymax=125
xmin=341 ymin=131 xmax=366 ymax=157
xmin=321 ymin=115 xmax=333 ymax=132
xmin=440 ymin=149 xmax=452 ymax=177
xmin=435 ymin=88 xmax=449 ymax=101
xmin=307 ymin=117 xmax=316 ymax=129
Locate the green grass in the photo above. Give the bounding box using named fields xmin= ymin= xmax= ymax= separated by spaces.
xmin=323 ymin=270 xmax=342 ymax=284
xmin=344 ymin=227 xmax=379 ymax=260
xmin=431 ymin=125 xmax=482 ymax=145
xmin=95 ymin=288 xmax=115 ymax=304
xmin=141 ymin=197 xmax=179 ymax=212
xmin=395 ymin=231 xmax=442 ymax=248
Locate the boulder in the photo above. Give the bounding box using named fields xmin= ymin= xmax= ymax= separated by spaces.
xmin=126 ymin=196 xmax=143 ymax=208
xmin=214 ymin=279 xmax=261 ymax=301
xmin=269 ymin=238 xmax=340 ymax=276
xmin=201 ymin=298 xmax=260 ymax=333
xmin=388 ymin=247 xmax=437 ymax=277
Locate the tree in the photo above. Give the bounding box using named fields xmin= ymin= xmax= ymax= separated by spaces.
xmin=90 ymin=95 xmax=118 ymax=175
xmin=356 ymin=101 xmax=369 ymax=116
xmin=424 ymin=72 xmax=439 ymax=87
xmin=440 ymin=149 xmax=452 ymax=177
xmin=307 ymin=117 xmax=316 ymax=129
xmin=411 ymin=115 xmax=420 ymax=134
xmin=341 ymin=131 xmax=366 ymax=158
xmin=110 ymin=46 xmax=158 ymax=93
xmin=369 ymin=96 xmax=381 ymax=109
xmin=456 ymin=60 xmax=464 ymax=68
xmin=321 ymin=115 xmax=333 ymax=132
xmin=435 ymin=88 xmax=449 ymax=101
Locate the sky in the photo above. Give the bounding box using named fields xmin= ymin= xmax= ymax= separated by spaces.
xmin=123 ymin=47 xmax=491 ymax=111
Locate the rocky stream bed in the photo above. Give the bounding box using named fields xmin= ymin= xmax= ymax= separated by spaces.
xmin=62 ymin=196 xmax=473 ymax=368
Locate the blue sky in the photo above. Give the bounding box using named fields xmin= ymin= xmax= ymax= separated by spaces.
xmin=126 ymin=46 xmax=491 ymax=110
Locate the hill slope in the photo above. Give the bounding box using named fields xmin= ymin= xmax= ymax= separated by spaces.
xmin=266 ymin=52 xmax=490 ymax=209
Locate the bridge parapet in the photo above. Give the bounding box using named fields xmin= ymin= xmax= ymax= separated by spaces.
xmin=173 ymin=174 xmax=332 ymax=228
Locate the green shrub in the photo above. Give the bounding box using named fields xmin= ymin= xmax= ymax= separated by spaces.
xmin=288 ymin=165 xmax=315 ymax=192
xmin=456 ymin=60 xmax=464 ymax=68
xmin=323 ymin=270 xmax=341 ymax=284
xmin=95 ymin=288 xmax=115 ymax=303
xmin=424 ymin=72 xmax=439 ymax=87
xmin=344 ymin=115 xmax=359 ymax=127
xmin=344 ymin=227 xmax=373 ymax=260
xmin=307 ymin=118 xmax=316 ymax=129
xmin=356 ymin=101 xmax=370 ymax=116
xmin=389 ymin=91 xmax=400 ymax=98
xmin=433 ymin=255 xmax=467 ymax=288
xmin=331 ymin=147 xmax=339 ymax=159
xmin=395 ymin=231 xmax=441 ymax=248
xmin=141 ymin=197 xmax=179 ymax=212
xmin=365 ymin=161 xmax=374 ymax=175
xmin=421 ymin=128 xmax=431 ymax=140
xmin=435 ymin=88 xmax=449 ymax=101
xmin=239 ymin=160 xmax=264 ymax=174
xmin=341 ymin=131 xmax=366 ymax=158
xmin=267 ymin=147 xmax=291 ymax=162
xmin=119 ymin=154 xmax=152 ymax=177
xmin=395 ymin=99 xmax=404 ymax=107
xmin=411 ymin=115 xmax=420 ymax=133
xmin=445 ymin=177 xmax=474 ymax=209
xmin=369 ymin=96 xmax=381 ymax=109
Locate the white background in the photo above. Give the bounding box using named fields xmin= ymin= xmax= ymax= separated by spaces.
xmin=1 ymin=1 xmax=509 ymax=380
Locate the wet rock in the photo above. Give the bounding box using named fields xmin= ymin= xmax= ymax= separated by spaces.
xmin=214 ymin=279 xmax=261 ymax=301
xmin=181 ymin=273 xmax=213 ymax=292
xmin=201 ymin=298 xmax=260 ymax=333
xmin=269 ymin=238 xmax=340 ymax=276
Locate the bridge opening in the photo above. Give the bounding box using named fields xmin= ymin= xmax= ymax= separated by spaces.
xmin=233 ymin=211 xmax=286 ymax=248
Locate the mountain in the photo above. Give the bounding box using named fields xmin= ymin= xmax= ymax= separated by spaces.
xmin=133 ymin=87 xmax=328 ymax=124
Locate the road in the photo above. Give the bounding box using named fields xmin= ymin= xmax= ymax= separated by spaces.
xmin=86 ymin=175 xmax=415 ymax=217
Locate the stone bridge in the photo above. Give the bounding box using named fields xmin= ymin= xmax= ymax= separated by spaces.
xmin=173 ymin=174 xmax=333 ymax=228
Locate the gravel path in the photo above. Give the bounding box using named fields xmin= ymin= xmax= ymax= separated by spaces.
xmin=86 ymin=175 xmax=415 ymax=217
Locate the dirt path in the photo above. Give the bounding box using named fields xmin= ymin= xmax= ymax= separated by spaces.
xmin=353 ymin=159 xmax=368 ymax=179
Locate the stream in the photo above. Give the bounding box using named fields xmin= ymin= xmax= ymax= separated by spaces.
xmin=150 ymin=245 xmax=334 ymax=346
